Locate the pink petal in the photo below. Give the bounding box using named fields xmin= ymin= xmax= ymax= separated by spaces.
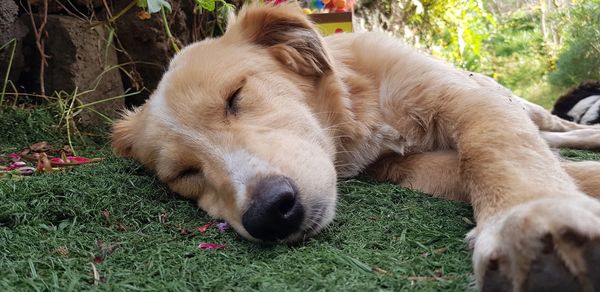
xmin=5 ymin=161 xmax=26 ymax=171
xmin=66 ymin=156 xmax=93 ymax=163
xmin=198 ymin=243 xmax=226 ymax=250
xmin=8 ymin=153 xmax=21 ymax=161
xmin=198 ymin=221 xmax=214 ymax=233
xmin=18 ymin=167 xmax=36 ymax=176
xmin=50 ymin=157 xmax=65 ymax=163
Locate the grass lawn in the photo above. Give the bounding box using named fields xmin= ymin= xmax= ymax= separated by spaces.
xmin=1 ymin=106 xmax=599 ymax=291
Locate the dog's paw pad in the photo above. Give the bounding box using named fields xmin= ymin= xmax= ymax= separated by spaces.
xmin=481 ymin=257 xmax=512 ymax=292
xmin=523 ymin=238 xmax=580 ymax=292
xmin=583 ymin=239 xmax=600 ymax=291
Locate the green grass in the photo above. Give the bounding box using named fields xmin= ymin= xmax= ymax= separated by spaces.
xmin=1 ymin=106 xmax=598 ymax=291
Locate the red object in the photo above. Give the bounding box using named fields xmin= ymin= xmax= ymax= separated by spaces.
xmin=5 ymin=161 xmax=26 ymax=171
xmin=50 ymin=157 xmax=65 ymax=164
xmin=198 ymin=243 xmax=226 ymax=250
xmin=265 ymin=0 xmax=287 ymax=4
xmin=49 ymin=156 xmax=101 ymax=166
xmin=198 ymin=221 xmax=214 ymax=233
xmin=8 ymin=153 xmax=21 ymax=161
xmin=335 ymin=28 xmax=344 ymax=33
xmin=66 ymin=156 xmax=93 ymax=163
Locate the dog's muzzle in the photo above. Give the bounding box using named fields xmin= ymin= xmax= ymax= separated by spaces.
xmin=242 ymin=175 xmax=305 ymax=241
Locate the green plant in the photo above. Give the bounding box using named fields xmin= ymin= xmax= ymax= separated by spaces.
xmin=409 ymin=0 xmax=496 ymax=71
xmin=134 ymin=0 xmax=235 ymax=52
xmin=357 ymin=0 xmax=496 ymax=71
xmin=0 ymin=39 xmax=17 ymax=106
xmin=549 ymin=0 xmax=600 ymax=87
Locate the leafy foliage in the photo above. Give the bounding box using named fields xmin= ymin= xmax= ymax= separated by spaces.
xmin=549 ymin=0 xmax=600 ymax=87
xmin=409 ymin=0 xmax=496 ymax=71
xmin=357 ymin=0 xmax=496 ymax=71
xmin=137 ymin=0 xmax=172 ymax=13
xmin=356 ymin=0 xmax=598 ymax=107
xmin=136 ymin=0 xmax=234 ymax=14
xmin=481 ymin=9 xmax=554 ymax=105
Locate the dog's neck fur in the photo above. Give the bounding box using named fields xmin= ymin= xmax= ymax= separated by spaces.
xmin=308 ymin=65 xmax=405 ymax=178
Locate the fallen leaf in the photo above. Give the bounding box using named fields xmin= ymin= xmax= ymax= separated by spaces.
xmin=17 ymin=167 xmax=35 ymax=176
xmin=462 ymin=217 xmax=474 ymax=225
xmin=54 ymin=246 xmax=69 ymax=257
xmin=60 ymin=145 xmax=74 ymax=156
xmin=36 ymin=153 xmax=53 ymax=172
xmin=8 ymin=153 xmax=20 ymax=161
xmin=101 ymin=209 xmax=110 ymax=223
xmin=50 ymin=156 xmax=102 ymax=166
xmin=159 ymin=212 xmax=168 ymax=223
xmin=373 ymin=267 xmax=388 ymax=274
xmin=116 ymin=223 xmax=127 ymax=231
xmin=198 ymin=221 xmax=214 ymax=233
xmin=198 ymin=243 xmax=226 ymax=250
xmin=179 ymin=228 xmax=192 ymax=236
xmin=49 ymin=157 xmax=64 ymax=164
xmin=5 ymin=161 xmax=26 ymax=171
xmin=30 ymin=141 xmax=52 ymax=152
xmin=137 ymin=10 xmax=151 ymax=20
xmin=96 ymin=240 xmax=119 ymax=257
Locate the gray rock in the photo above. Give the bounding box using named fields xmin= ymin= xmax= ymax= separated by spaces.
xmin=21 ymin=15 xmax=125 ymax=125
xmin=112 ymin=1 xmax=192 ymax=107
xmin=0 ymin=0 xmax=27 ymax=85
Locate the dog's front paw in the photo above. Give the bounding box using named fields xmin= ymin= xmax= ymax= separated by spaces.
xmin=469 ymin=197 xmax=600 ymax=292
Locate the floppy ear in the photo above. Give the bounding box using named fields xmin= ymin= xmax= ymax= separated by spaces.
xmin=232 ymin=4 xmax=332 ymax=76
xmin=111 ymin=107 xmax=144 ymax=158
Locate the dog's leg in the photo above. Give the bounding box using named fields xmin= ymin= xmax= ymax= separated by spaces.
xmin=561 ymin=161 xmax=600 ymax=199
xmin=367 ymin=151 xmax=469 ymax=201
xmin=521 ymin=97 xmax=600 ymax=132
xmin=368 ymin=151 xmax=600 ymax=200
xmin=540 ymin=129 xmax=600 ymax=150
xmin=424 ymin=90 xmax=600 ymax=291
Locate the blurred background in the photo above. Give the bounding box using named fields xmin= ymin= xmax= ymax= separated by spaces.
xmin=1 ymin=0 xmax=599 ymax=126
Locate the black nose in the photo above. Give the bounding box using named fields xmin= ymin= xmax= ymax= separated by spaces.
xmin=242 ymin=175 xmax=304 ymax=241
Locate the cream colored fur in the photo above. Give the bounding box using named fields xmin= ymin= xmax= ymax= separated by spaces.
xmin=112 ymin=4 xmax=600 ymax=290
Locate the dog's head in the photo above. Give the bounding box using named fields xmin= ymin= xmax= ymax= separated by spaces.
xmin=112 ymin=4 xmax=344 ymax=242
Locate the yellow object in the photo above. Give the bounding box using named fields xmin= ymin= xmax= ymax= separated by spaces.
xmin=315 ymin=22 xmax=353 ymax=35
xmin=309 ymin=12 xmax=353 ymax=36
xmin=303 ymin=8 xmax=313 ymax=14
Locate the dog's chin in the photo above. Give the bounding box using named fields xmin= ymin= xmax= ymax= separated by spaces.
xmin=285 ymin=208 xmax=336 ymax=243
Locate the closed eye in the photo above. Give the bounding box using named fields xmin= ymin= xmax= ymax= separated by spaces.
xmin=226 ymin=87 xmax=242 ymax=116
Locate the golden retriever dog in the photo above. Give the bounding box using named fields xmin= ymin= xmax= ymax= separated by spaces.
xmin=112 ymin=4 xmax=600 ymax=291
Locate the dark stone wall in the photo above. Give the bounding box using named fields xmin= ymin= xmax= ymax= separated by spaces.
xmin=0 ymin=0 xmax=28 ymax=83
xmin=0 ymin=0 xmax=237 ymax=124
